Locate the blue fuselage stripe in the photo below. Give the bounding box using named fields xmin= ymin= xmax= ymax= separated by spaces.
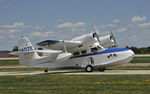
xmin=71 ymin=48 xmax=129 ymax=59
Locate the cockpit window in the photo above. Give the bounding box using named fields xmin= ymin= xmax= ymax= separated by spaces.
xmin=91 ymin=47 xmax=99 ymax=53
xmin=97 ymin=46 xmax=102 ymax=50
xmin=81 ymin=50 xmax=87 ymax=54
xmin=73 ymin=52 xmax=80 ymax=56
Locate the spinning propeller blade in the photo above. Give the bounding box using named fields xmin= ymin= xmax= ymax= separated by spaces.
xmin=110 ymin=31 xmax=117 ymax=47
xmin=93 ymin=27 xmax=101 ymax=45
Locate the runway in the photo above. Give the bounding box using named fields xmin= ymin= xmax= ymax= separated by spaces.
xmin=1 ymin=70 xmax=150 ymax=76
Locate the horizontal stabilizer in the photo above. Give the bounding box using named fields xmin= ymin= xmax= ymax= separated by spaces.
xmin=9 ymin=51 xmax=19 ymax=56
xmin=9 ymin=51 xmax=35 ymax=56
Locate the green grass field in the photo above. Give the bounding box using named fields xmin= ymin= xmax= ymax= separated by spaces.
xmin=130 ymin=57 xmax=150 ymax=63
xmin=107 ymin=66 xmax=150 ymax=70
xmin=0 ymin=75 xmax=150 ymax=94
xmin=0 ymin=57 xmax=150 ymax=94
xmin=0 ymin=60 xmax=18 ymax=66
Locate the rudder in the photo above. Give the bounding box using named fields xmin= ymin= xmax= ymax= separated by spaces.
xmin=18 ymin=37 xmax=39 ymax=66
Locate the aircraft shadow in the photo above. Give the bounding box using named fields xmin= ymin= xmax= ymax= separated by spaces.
xmin=39 ymin=70 xmax=85 ymax=75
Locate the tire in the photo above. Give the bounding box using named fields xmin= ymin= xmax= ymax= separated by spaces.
xmin=44 ymin=69 xmax=48 ymax=73
xmin=85 ymin=65 xmax=93 ymax=72
xmin=98 ymin=68 xmax=105 ymax=72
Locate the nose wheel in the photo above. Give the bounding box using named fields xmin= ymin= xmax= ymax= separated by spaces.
xmin=85 ymin=65 xmax=93 ymax=72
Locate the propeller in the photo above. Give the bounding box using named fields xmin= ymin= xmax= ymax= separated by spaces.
xmin=110 ymin=31 xmax=117 ymax=47
xmin=92 ymin=27 xmax=101 ymax=45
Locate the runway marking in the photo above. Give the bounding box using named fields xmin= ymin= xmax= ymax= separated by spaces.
xmin=0 ymin=58 xmax=19 ymax=60
xmin=135 ymin=54 xmax=150 ymax=57
xmin=0 ymin=70 xmax=150 ymax=76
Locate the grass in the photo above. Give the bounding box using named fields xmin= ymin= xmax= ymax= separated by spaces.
xmin=0 ymin=60 xmax=19 ymax=66
xmin=0 ymin=58 xmax=150 ymax=94
xmin=0 ymin=75 xmax=150 ymax=94
xmin=0 ymin=68 xmax=82 ymax=72
xmin=0 ymin=68 xmax=44 ymax=71
xmin=107 ymin=66 xmax=150 ymax=70
xmin=130 ymin=57 xmax=150 ymax=63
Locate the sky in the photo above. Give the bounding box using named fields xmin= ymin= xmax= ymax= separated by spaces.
xmin=0 ymin=0 xmax=150 ymax=50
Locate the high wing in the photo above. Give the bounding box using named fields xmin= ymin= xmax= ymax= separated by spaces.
xmin=36 ymin=40 xmax=82 ymax=51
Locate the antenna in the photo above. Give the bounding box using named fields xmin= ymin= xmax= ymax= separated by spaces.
xmin=19 ymin=29 xmax=24 ymax=38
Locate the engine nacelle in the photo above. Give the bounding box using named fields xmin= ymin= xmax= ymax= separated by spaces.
xmin=99 ymin=35 xmax=116 ymax=48
xmin=72 ymin=33 xmax=95 ymax=49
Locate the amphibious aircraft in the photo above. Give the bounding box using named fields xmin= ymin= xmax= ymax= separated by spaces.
xmin=11 ymin=30 xmax=134 ymax=72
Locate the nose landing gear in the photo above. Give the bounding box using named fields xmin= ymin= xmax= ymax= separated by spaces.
xmin=85 ymin=65 xmax=93 ymax=72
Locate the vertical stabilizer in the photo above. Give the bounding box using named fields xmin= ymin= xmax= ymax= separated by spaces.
xmin=18 ymin=37 xmax=39 ymax=66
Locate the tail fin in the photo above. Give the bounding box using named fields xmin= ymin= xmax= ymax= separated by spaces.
xmin=18 ymin=37 xmax=39 ymax=66
xmin=18 ymin=37 xmax=35 ymax=52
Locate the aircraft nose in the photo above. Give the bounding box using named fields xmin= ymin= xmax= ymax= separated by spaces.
xmin=127 ymin=49 xmax=135 ymax=61
xmin=129 ymin=49 xmax=135 ymax=57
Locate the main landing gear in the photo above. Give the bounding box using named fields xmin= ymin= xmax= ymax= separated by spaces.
xmin=85 ymin=65 xmax=106 ymax=72
xmin=44 ymin=68 xmax=48 ymax=73
xmin=85 ymin=65 xmax=93 ymax=72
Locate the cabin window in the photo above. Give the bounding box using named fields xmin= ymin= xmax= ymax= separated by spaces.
xmin=73 ymin=52 xmax=80 ymax=56
xmin=91 ymin=47 xmax=99 ymax=53
xmin=81 ymin=50 xmax=87 ymax=54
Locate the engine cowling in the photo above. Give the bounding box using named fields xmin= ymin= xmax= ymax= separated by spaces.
xmin=71 ymin=33 xmax=95 ymax=49
xmin=99 ymin=35 xmax=116 ymax=48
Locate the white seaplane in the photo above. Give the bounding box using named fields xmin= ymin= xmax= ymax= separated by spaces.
xmin=11 ymin=30 xmax=134 ymax=72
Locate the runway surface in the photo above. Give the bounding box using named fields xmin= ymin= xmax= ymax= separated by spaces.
xmin=1 ymin=70 xmax=150 ymax=76
xmin=1 ymin=62 xmax=150 ymax=69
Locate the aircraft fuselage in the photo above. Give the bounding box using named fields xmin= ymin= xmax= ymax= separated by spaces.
xmin=30 ymin=48 xmax=134 ymax=70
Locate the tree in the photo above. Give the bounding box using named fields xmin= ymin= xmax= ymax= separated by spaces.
xmin=139 ymin=48 xmax=147 ymax=54
xmin=126 ymin=46 xmax=150 ymax=54
xmin=12 ymin=46 xmax=18 ymax=51
xmin=147 ymin=46 xmax=150 ymax=53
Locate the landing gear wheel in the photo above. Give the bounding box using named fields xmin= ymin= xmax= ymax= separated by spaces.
xmin=44 ymin=68 xmax=48 ymax=73
xmin=85 ymin=65 xmax=93 ymax=72
xmin=98 ymin=68 xmax=105 ymax=72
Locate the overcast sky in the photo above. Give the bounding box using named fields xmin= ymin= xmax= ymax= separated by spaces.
xmin=0 ymin=0 xmax=150 ymax=50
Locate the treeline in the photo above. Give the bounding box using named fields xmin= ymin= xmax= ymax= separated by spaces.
xmin=126 ymin=46 xmax=150 ymax=54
